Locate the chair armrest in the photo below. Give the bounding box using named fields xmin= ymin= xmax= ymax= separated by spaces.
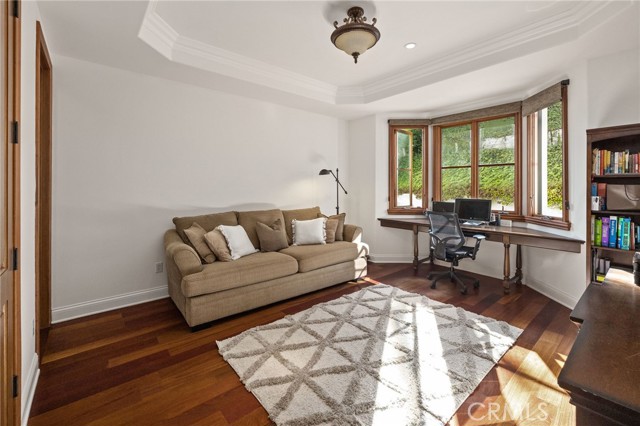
xmin=164 ymin=230 xmax=203 ymax=276
xmin=470 ymin=234 xmax=486 ymax=259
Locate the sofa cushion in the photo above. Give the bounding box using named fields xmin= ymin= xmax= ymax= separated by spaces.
xmin=319 ymin=212 xmax=346 ymax=241
xmin=183 ymin=223 xmax=216 ymax=263
xmin=181 ymin=252 xmax=298 ymax=297
xmin=279 ymin=241 xmax=358 ymax=273
xmin=204 ymin=229 xmax=233 ymax=262
xmin=282 ymin=206 xmax=321 ymax=244
xmin=237 ymin=209 xmax=285 ymax=249
xmin=173 ymin=211 xmax=238 ymax=243
xmin=256 ymin=219 xmax=289 ymax=252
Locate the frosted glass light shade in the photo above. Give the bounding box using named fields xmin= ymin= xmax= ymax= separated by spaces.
xmin=334 ymin=30 xmax=377 ymax=56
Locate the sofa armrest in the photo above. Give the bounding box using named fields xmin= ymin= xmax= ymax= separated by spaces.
xmin=164 ymin=230 xmax=203 ymax=277
xmin=344 ymin=224 xmax=369 ymax=258
xmin=343 ymin=224 xmax=362 ymax=243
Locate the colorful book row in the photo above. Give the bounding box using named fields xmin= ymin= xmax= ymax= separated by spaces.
xmin=592 ymin=148 xmax=640 ymax=175
xmin=591 ymin=215 xmax=637 ymax=250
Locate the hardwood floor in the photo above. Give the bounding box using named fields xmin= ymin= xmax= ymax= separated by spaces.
xmin=29 ymin=263 xmax=578 ymax=425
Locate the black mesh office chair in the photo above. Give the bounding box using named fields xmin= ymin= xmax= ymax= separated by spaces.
xmin=426 ymin=211 xmax=486 ymax=294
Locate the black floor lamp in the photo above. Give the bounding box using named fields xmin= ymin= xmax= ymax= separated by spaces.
xmin=319 ymin=169 xmax=348 ymax=214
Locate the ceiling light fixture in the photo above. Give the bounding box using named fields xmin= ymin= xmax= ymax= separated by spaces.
xmin=404 ymin=42 xmax=417 ymax=49
xmin=331 ymin=6 xmax=380 ymax=64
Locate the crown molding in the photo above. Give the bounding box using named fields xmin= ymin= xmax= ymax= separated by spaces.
xmin=139 ymin=0 xmax=628 ymax=107
xmin=138 ymin=0 xmax=337 ymax=104
xmin=137 ymin=0 xmax=177 ymax=60
xmin=357 ymin=1 xmax=622 ymax=103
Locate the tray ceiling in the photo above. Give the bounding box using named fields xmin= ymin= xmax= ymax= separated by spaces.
xmin=38 ymin=1 xmax=638 ymax=119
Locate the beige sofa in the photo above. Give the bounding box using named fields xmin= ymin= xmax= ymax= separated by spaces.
xmin=164 ymin=206 xmax=368 ymax=328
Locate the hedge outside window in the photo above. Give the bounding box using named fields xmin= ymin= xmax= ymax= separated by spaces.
xmin=525 ymin=82 xmax=570 ymax=230
xmin=434 ymin=114 xmax=521 ymax=215
xmin=388 ymin=125 xmax=428 ymax=214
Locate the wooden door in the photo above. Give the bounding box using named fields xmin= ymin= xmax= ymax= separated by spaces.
xmin=1 ymin=0 xmax=21 ymax=424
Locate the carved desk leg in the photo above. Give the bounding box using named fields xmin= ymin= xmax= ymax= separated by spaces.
xmin=503 ymin=243 xmax=523 ymax=293
xmin=412 ymin=225 xmax=419 ymax=271
xmin=514 ymin=245 xmax=523 ymax=285
xmin=503 ymin=237 xmax=511 ymax=294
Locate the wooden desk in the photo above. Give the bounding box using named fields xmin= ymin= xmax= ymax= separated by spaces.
xmin=378 ymin=217 xmax=584 ymax=294
xmin=558 ymin=268 xmax=640 ymax=425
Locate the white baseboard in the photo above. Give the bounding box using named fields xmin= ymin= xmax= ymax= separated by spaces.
xmin=368 ymin=254 xmax=429 ymax=263
xmin=52 ymin=285 xmax=169 ymax=323
xmin=524 ymin=278 xmax=579 ymax=309
xmin=21 ymin=353 xmax=39 ymax=426
xmin=370 ymin=253 xmax=578 ymax=308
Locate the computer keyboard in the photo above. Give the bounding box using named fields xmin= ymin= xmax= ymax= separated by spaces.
xmin=462 ymin=220 xmax=483 ymax=226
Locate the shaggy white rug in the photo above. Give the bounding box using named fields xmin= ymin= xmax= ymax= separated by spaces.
xmin=217 ymin=284 xmax=522 ymax=426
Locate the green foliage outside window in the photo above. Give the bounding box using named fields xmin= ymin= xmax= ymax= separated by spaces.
xmin=545 ymin=102 xmax=563 ymax=210
xmin=441 ymin=118 xmax=516 ymax=207
xmin=397 ymin=129 xmax=423 ymax=200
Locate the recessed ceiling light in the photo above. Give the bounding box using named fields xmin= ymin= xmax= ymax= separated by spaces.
xmin=404 ymin=42 xmax=417 ymax=49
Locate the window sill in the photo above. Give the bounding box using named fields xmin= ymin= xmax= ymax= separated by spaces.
xmin=522 ymin=216 xmax=571 ymax=231
xmin=387 ymin=208 xmax=426 ymax=215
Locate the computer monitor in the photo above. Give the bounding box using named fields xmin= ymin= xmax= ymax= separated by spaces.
xmin=432 ymin=201 xmax=455 ymax=213
xmin=454 ymin=198 xmax=492 ymax=222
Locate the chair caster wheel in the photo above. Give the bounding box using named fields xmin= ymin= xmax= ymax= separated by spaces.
xmin=473 ymin=281 xmax=480 ymax=289
xmin=430 ymin=283 xmax=436 ymax=289
xmin=460 ymin=288 xmax=468 ymax=295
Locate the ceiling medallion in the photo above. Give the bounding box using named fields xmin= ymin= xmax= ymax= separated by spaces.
xmin=330 ymin=6 xmax=380 ymax=64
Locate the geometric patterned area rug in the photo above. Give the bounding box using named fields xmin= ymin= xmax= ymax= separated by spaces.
xmin=217 ymin=284 xmax=522 ymax=426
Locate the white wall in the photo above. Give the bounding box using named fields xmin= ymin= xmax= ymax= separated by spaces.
xmin=19 ymin=1 xmax=42 ymax=422
xmin=51 ymin=55 xmax=347 ymax=320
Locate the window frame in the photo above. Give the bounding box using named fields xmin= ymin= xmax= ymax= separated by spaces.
xmin=388 ymin=124 xmax=428 ymax=215
xmin=525 ymin=85 xmax=570 ymax=230
xmin=433 ymin=113 xmax=522 ymax=217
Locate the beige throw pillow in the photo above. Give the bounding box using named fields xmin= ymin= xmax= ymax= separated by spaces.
xmin=204 ymin=229 xmax=233 ymax=262
xmin=318 ymin=212 xmax=346 ymax=241
xmin=184 ymin=223 xmax=216 ymax=263
xmin=324 ymin=218 xmax=339 ymax=243
xmin=256 ymin=219 xmax=289 ymax=252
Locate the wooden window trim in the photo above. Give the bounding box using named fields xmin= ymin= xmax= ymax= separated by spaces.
xmin=433 ymin=113 xmax=522 ymax=215
xmin=388 ymin=125 xmax=428 ymax=215
xmin=524 ymin=85 xmax=571 ymax=230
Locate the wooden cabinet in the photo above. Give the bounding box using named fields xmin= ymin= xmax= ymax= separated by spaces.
xmin=586 ymin=123 xmax=640 ymax=283
xmin=558 ymin=268 xmax=640 ymax=425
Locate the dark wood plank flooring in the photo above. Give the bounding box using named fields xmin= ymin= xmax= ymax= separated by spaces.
xmin=29 ymin=263 xmax=578 ymax=425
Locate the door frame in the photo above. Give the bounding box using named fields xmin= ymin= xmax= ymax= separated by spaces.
xmin=2 ymin=0 xmax=22 ymax=424
xmin=35 ymin=21 xmax=51 ymax=356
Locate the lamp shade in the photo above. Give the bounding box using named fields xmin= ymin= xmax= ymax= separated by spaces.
xmin=334 ymin=29 xmax=378 ymax=56
xmin=331 ymin=7 xmax=380 ymax=63
xmin=319 ymin=169 xmax=331 ymax=175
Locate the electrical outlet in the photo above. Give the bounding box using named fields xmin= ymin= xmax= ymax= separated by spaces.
xmin=155 ymin=262 xmax=164 ymax=273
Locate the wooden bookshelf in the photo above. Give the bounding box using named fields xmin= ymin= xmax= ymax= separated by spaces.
xmin=587 ymin=123 xmax=640 ymax=283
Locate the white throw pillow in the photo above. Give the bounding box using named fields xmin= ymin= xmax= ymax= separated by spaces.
xmin=292 ymin=218 xmax=326 ymax=245
xmin=216 ymin=225 xmax=258 ymax=260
